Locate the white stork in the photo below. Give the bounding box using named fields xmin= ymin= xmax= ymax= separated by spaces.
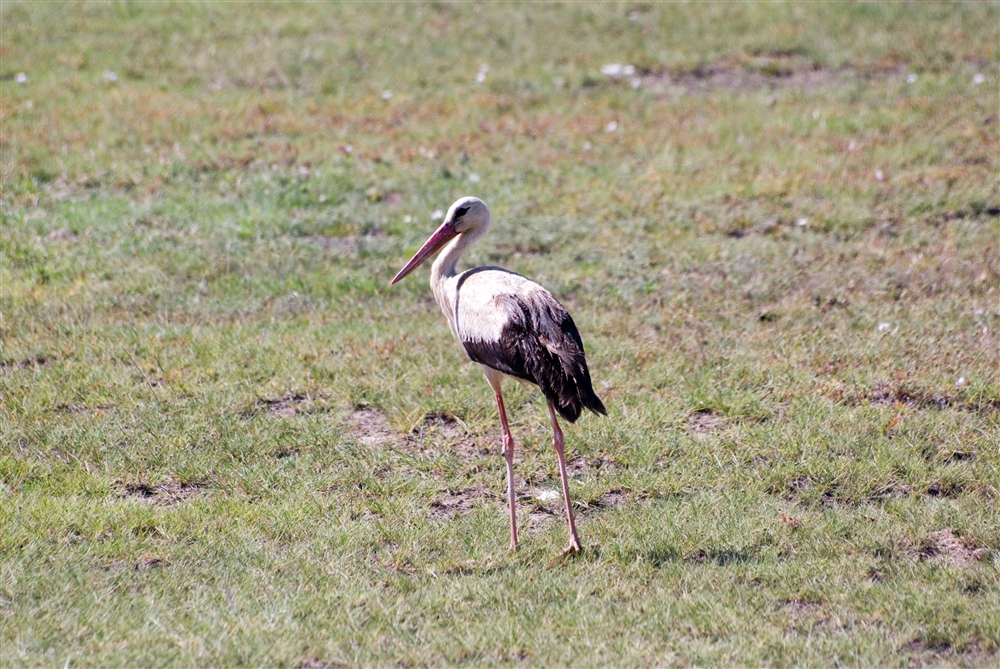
xmin=391 ymin=196 xmax=606 ymax=556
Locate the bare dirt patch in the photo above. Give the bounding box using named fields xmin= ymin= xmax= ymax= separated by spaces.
xmin=412 ymin=411 xmax=465 ymax=441
xmin=905 ymin=529 xmax=989 ymax=567
xmin=780 ymin=599 xmax=857 ymax=634
xmin=429 ymin=486 xmax=494 ymax=519
xmin=525 ymin=504 xmax=558 ymax=535
xmin=566 ymin=453 xmax=616 ymax=477
xmin=641 ymin=58 xmax=843 ymax=96
xmin=136 ymin=555 xmax=168 ymax=570
xmin=637 ymin=56 xmax=904 ymax=97
xmin=347 ymin=407 xmax=398 ymax=447
xmin=782 ymin=476 xmax=814 ymax=500
xmin=248 ymin=392 xmax=324 ymax=419
xmin=521 ymin=488 xmax=629 ymax=532
xmin=923 ymin=480 xmax=967 ymax=499
xmin=783 ymin=598 xmax=824 ymax=617
xmin=593 ymin=488 xmax=629 ymax=508
xmin=903 ymin=638 xmax=996 ymax=668
xmin=686 ymin=408 xmax=728 ymax=435
xmin=580 ymin=488 xmax=632 ymax=515
xmin=406 ymin=411 xmax=489 ymax=458
xmin=345 ymin=408 xmax=489 ymax=457
xmin=869 ymin=383 xmax=950 ymax=410
xmin=783 ymin=475 xmax=905 ymax=508
xmin=0 ymin=354 xmax=50 ymax=371
xmin=120 ymin=481 xmax=208 ymax=506
xmin=847 ymin=381 xmax=1000 ymax=415
xmin=871 ymin=482 xmax=914 ymax=501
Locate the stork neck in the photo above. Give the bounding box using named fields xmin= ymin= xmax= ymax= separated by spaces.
xmin=430 ymin=226 xmax=484 ymax=286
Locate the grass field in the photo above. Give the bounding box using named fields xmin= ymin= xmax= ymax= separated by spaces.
xmin=2 ymin=2 xmax=999 ymax=666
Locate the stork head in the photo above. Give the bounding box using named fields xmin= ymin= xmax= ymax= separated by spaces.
xmin=390 ymin=197 xmax=489 ymax=284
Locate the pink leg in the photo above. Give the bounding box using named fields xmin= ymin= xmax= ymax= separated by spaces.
xmin=548 ymin=401 xmax=582 ymax=554
xmin=494 ymin=390 xmax=519 ymax=551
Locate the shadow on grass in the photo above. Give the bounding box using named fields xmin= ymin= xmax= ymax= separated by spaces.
xmin=442 ymin=560 xmax=520 ymax=578
xmin=635 ymin=545 xmax=764 ymax=568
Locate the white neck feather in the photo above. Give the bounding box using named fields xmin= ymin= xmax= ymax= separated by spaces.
xmin=430 ymin=224 xmax=487 ymax=290
xmin=428 ymin=224 xmax=488 ymax=338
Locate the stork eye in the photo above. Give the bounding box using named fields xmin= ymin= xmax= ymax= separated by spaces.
xmin=454 ymin=205 xmax=471 ymax=218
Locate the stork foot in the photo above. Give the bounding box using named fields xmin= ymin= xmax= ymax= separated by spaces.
xmin=547 ymin=540 xmax=583 ymax=568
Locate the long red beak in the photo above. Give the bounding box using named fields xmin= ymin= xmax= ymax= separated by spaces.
xmin=390 ymin=221 xmax=458 ymax=285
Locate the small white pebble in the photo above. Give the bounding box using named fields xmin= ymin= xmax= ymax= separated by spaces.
xmin=475 ymin=64 xmax=490 ymax=84
xmin=380 ymin=89 xmax=393 ymax=100
xmin=403 ymin=215 xmax=412 ymax=224
xmin=630 ymin=77 xmax=642 ymax=89
xmin=342 ymin=144 xmax=353 ymax=154
xmin=875 ymin=169 xmax=885 ymax=182
xmin=15 ymin=72 xmax=27 ymax=84
xmin=601 ymin=63 xmax=636 ymax=79
xmin=628 ymin=10 xmax=641 ymax=21
xmin=604 ymin=120 xmax=618 ymax=133
xmin=431 ymin=209 xmax=444 ymax=221
xmin=847 ymin=140 xmax=856 ymax=151
xmin=956 ymin=377 xmax=966 ymax=388
xmin=972 ymin=73 xmax=985 ymax=85
xmin=973 ymin=308 xmax=985 ymax=316
xmin=877 ymin=322 xmax=891 ymax=332
xmin=103 ymin=70 xmax=118 ymax=83
xmin=906 ymin=73 xmax=918 ymax=84
xmin=582 ymin=141 xmax=592 ymax=151
xmin=795 ymin=218 xmax=809 ymax=228
xmin=812 ymin=109 xmax=820 ymax=120
xmin=297 ymin=165 xmax=310 ymax=178
xmin=468 ymin=173 xmax=481 ymax=184
xmin=534 ymin=489 xmax=561 ymax=502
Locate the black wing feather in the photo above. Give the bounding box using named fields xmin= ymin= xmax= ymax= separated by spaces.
xmin=462 ymin=293 xmax=606 ymax=423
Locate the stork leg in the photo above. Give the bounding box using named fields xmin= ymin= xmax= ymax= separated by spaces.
xmin=548 ymin=400 xmax=582 ymax=555
xmin=492 ymin=387 xmax=519 ymax=551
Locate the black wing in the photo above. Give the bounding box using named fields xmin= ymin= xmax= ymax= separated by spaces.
xmin=461 ymin=291 xmax=606 ymax=423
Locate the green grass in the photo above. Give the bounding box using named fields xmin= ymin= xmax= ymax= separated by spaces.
xmin=2 ymin=2 xmax=999 ymax=666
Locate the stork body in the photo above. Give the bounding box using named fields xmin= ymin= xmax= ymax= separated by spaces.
xmin=391 ymin=197 xmax=605 ymax=555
